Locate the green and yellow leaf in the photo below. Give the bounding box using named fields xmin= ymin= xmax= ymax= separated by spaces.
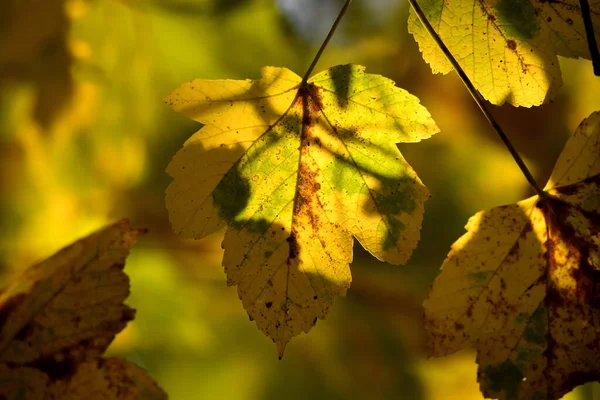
xmin=0 ymin=220 xmax=167 ymax=399
xmin=165 ymin=64 xmax=438 ymax=355
xmin=424 ymin=111 xmax=600 ymax=399
xmin=408 ymin=0 xmax=600 ymax=107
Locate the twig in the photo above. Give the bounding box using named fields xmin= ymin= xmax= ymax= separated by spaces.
xmin=406 ymin=0 xmax=546 ymax=198
xmin=301 ymin=0 xmax=353 ymax=85
xmin=579 ymin=0 xmax=600 ymax=76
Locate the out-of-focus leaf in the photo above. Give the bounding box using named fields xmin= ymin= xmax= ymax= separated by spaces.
xmin=424 ymin=111 xmax=600 ymax=399
xmin=417 ymin=352 xmax=481 ymax=400
xmin=0 ymin=0 xmax=73 ymax=127
xmin=0 ymin=0 xmax=162 ymax=273
xmin=408 ymin=0 xmax=600 ymax=107
xmin=54 ymin=358 xmax=166 ymax=400
xmin=0 ymin=220 xmax=166 ymax=399
xmin=165 ymin=64 xmax=438 ymax=355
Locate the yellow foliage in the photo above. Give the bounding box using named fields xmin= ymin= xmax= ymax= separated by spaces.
xmin=424 ymin=111 xmax=600 ymax=399
xmin=165 ymin=64 xmax=439 ymax=355
xmin=409 ymin=0 xmax=600 ymax=107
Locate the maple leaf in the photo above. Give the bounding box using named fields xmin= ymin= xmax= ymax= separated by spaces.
xmin=408 ymin=0 xmax=600 ymax=107
xmin=165 ymin=64 xmax=438 ymax=355
xmin=0 ymin=220 xmax=167 ymax=399
xmin=423 ymin=111 xmax=600 ymax=400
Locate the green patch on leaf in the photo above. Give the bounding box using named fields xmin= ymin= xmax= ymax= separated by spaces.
xmin=420 ymin=0 xmax=444 ymax=22
xmin=496 ymin=0 xmax=538 ymax=39
xmin=213 ymin=163 xmax=251 ymax=228
xmin=522 ymin=306 xmax=546 ymax=345
xmin=482 ymin=359 xmax=523 ymax=399
xmin=467 ymin=271 xmax=494 ymax=284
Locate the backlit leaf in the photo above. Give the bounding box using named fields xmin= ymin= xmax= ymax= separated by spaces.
xmin=165 ymin=64 xmax=438 ymax=355
xmin=0 ymin=220 xmax=167 ymax=399
xmin=424 ymin=111 xmax=600 ymax=399
xmin=408 ymin=0 xmax=600 ymax=107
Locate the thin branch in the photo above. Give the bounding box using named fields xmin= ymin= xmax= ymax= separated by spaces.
xmin=406 ymin=0 xmax=546 ymax=198
xmin=579 ymin=0 xmax=600 ymax=76
xmin=300 ymin=0 xmax=353 ymax=85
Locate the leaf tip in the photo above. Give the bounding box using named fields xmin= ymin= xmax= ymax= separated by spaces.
xmin=277 ymin=341 xmax=287 ymax=359
xmin=113 ymin=219 xmax=147 ymax=248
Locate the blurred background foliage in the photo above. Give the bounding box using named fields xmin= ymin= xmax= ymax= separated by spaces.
xmin=1 ymin=0 xmax=600 ymax=398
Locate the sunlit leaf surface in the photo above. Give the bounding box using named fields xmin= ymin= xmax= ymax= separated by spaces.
xmin=409 ymin=0 xmax=600 ymax=106
xmin=424 ymin=111 xmax=600 ymax=399
xmin=165 ymin=64 xmax=438 ymax=355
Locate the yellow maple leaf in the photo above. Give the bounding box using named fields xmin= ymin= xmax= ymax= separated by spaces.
xmin=0 ymin=220 xmax=167 ymax=399
xmin=424 ymin=111 xmax=600 ymax=399
xmin=164 ymin=64 xmax=439 ymax=355
xmin=409 ymin=0 xmax=600 ymax=107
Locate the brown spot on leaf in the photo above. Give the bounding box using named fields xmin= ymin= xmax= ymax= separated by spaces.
xmin=507 ymin=40 xmax=517 ymax=51
xmin=466 ymin=304 xmax=474 ymax=318
xmin=306 ymin=84 xmax=324 ymax=113
xmin=287 ymin=91 xmax=329 ymax=266
xmin=266 ymin=302 xmax=273 ymax=309
xmin=544 ymin=195 xmax=600 ymax=304
xmin=507 ymin=239 xmax=521 ymax=259
xmin=287 ymin=233 xmax=299 ymax=260
xmin=319 ymin=238 xmax=327 ymax=249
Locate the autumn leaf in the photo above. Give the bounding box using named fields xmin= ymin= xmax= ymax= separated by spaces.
xmin=423 ymin=111 xmax=600 ymax=400
xmin=0 ymin=220 xmax=167 ymax=400
xmin=408 ymin=0 xmax=600 ymax=107
xmin=165 ymin=64 xmax=438 ymax=355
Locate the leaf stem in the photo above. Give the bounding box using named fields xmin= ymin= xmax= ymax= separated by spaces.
xmin=300 ymin=0 xmax=353 ymax=85
xmin=579 ymin=0 xmax=600 ymax=76
xmin=406 ymin=0 xmax=546 ymax=198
